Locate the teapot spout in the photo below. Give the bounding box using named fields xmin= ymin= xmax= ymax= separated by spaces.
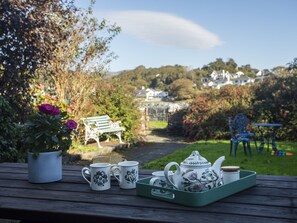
xmin=212 ymin=156 xmax=225 ymax=176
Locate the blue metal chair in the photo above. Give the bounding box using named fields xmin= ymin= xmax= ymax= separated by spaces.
xmin=228 ymin=116 xmax=252 ymax=157
xmin=232 ymin=113 xmax=258 ymax=150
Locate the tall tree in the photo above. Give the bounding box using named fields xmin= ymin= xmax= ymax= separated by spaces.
xmin=0 ymin=0 xmax=76 ymax=122
xmin=36 ymin=1 xmax=121 ymax=119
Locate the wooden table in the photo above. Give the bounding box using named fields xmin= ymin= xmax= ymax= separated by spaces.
xmin=0 ymin=163 xmax=296 ymax=223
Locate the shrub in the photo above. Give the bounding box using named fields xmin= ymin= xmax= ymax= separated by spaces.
xmin=252 ymin=74 xmax=297 ymax=140
xmin=0 ymin=96 xmax=18 ymax=162
xmin=183 ymin=85 xmax=254 ymax=140
xmin=92 ymin=80 xmax=141 ymax=142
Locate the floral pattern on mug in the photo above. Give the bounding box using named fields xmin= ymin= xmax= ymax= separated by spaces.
xmin=94 ymin=171 xmax=108 ymax=186
xmin=124 ymin=169 xmax=138 ymax=184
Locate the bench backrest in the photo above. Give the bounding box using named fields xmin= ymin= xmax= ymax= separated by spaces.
xmin=81 ymin=115 xmax=112 ymax=130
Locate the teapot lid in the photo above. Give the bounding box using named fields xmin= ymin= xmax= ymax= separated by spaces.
xmin=181 ymin=151 xmax=210 ymax=167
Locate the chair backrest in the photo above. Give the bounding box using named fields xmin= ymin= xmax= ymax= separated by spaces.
xmin=232 ymin=113 xmax=249 ymax=134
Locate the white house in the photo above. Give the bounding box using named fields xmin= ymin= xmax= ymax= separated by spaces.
xmin=202 ymin=70 xmax=256 ymax=89
xmin=145 ymin=88 xmax=168 ymax=100
xmin=135 ymin=87 xmax=168 ymax=101
xmin=232 ymin=76 xmax=255 ymax=86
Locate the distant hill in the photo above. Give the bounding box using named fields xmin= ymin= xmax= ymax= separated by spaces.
xmin=105 ymin=71 xmax=123 ymax=77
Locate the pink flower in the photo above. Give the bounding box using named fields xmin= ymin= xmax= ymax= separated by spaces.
xmin=51 ymin=107 xmax=60 ymax=115
xmin=66 ymin=120 xmax=77 ymax=130
xmin=38 ymin=104 xmax=60 ymax=115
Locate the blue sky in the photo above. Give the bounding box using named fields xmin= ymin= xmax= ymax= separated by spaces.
xmin=75 ymin=0 xmax=297 ymax=72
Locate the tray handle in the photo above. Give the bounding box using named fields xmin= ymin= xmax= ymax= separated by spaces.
xmin=150 ymin=187 xmax=176 ymax=200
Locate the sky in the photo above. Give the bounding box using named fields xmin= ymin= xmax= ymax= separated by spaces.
xmin=74 ymin=0 xmax=297 ymax=72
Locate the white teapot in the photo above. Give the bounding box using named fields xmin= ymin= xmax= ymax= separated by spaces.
xmin=164 ymin=151 xmax=225 ymax=192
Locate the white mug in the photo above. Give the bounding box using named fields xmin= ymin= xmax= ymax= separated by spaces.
xmin=149 ymin=171 xmax=173 ymax=188
xmin=221 ymin=166 xmax=240 ymax=184
xmin=82 ymin=163 xmax=111 ymax=191
xmin=111 ymin=161 xmax=139 ymax=189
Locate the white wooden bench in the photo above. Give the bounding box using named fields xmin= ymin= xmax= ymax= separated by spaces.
xmin=80 ymin=115 xmax=125 ymax=148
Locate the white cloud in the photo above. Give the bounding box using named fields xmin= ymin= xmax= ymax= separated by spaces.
xmin=105 ymin=10 xmax=222 ymax=50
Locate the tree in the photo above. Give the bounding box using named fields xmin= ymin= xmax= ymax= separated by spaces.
xmin=271 ymin=66 xmax=287 ymax=75
xmin=207 ymin=58 xmax=226 ymax=72
xmin=0 ymin=0 xmax=77 ymax=122
xmin=238 ymin=64 xmax=257 ymax=77
xmin=35 ymin=1 xmax=121 ymax=119
xmin=168 ymin=79 xmax=197 ymax=100
xmin=287 ymin=57 xmax=297 ymax=74
xmin=226 ymin=58 xmax=238 ymax=73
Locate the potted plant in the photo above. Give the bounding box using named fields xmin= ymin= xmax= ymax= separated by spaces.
xmin=20 ymin=103 xmax=77 ymax=183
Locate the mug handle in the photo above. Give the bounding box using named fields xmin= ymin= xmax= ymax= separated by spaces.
xmin=110 ymin=165 xmax=121 ymax=182
xmin=164 ymin=162 xmax=181 ymax=190
xmin=81 ymin=167 xmax=91 ymax=185
xmin=149 ymin=177 xmax=160 ymax=186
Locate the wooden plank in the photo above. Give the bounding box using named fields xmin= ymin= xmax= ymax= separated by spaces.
xmin=256 ymin=179 xmax=297 ymax=189
xmin=0 ymin=187 xmax=296 ymax=220
xmin=0 ymin=179 xmax=138 ymax=196
xmin=0 ymin=196 xmax=295 ymax=223
xmin=257 ymin=174 xmax=297 ymax=182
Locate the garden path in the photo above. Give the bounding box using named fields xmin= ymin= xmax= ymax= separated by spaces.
xmin=71 ymin=129 xmax=191 ymax=167
xmin=119 ymin=129 xmax=191 ymax=167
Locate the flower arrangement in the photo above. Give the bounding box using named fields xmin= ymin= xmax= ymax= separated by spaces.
xmin=21 ymin=103 xmax=77 ymax=157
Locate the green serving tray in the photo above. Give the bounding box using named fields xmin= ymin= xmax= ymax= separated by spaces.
xmin=136 ymin=170 xmax=256 ymax=207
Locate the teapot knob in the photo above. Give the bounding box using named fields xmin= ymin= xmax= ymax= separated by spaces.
xmin=191 ymin=151 xmax=200 ymax=157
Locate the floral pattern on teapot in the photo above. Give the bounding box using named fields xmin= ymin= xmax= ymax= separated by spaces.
xmin=181 ymin=168 xmax=222 ymax=192
xmin=164 ymin=151 xmax=225 ymax=192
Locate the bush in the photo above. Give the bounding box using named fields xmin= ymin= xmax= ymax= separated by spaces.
xmin=92 ymin=80 xmax=142 ymax=142
xmin=182 ymin=74 xmax=297 ymax=141
xmin=252 ymin=74 xmax=297 ymax=140
xmin=183 ymin=85 xmax=254 ymax=140
xmin=0 ymin=96 xmax=18 ymax=162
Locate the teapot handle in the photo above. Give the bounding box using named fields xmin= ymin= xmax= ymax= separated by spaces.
xmin=164 ymin=162 xmax=181 ymax=190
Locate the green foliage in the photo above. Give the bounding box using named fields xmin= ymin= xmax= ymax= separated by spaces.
xmin=168 ymin=78 xmax=198 ymax=100
xmin=182 ymin=72 xmax=297 ymax=141
xmin=287 ymin=57 xmax=297 ymax=74
xmin=0 ymin=0 xmax=77 ymax=122
xmin=252 ymin=74 xmax=297 ymax=140
xmin=148 ymin=121 xmax=168 ymax=129
xmin=112 ymin=65 xmax=189 ymax=92
xmin=183 ymin=85 xmax=253 ymax=140
xmin=0 ymin=96 xmax=18 ymax=162
xmin=19 ymin=104 xmax=77 ymax=157
xmin=111 ymin=58 xmax=260 ymax=100
xmin=200 ymin=58 xmax=258 ymax=77
xmin=142 ymin=140 xmax=297 ymax=176
xmin=36 ymin=1 xmax=121 ymax=121
xmin=92 ymin=80 xmax=141 ymax=142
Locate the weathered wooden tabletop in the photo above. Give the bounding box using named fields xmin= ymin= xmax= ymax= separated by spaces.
xmin=0 ymin=162 xmax=296 ymax=223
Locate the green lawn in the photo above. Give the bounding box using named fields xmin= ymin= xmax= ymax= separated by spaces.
xmin=142 ymin=140 xmax=297 ymax=176
xmin=148 ymin=120 xmax=168 ymax=129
